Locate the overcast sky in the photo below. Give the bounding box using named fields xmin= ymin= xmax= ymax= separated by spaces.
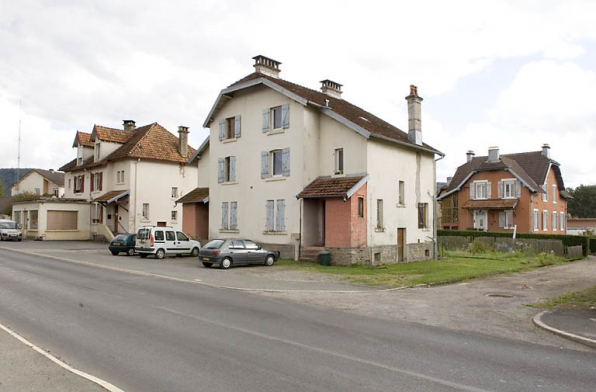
xmin=1 ymin=0 xmax=595 ymax=188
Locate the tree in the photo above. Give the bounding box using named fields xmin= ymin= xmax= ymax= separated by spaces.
xmin=567 ymin=185 xmax=596 ymax=218
xmin=0 ymin=179 xmax=5 ymax=197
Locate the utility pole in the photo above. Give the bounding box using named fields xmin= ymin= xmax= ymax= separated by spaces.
xmin=16 ymin=100 xmax=22 ymax=193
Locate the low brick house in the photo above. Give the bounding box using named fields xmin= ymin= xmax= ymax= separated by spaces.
xmin=438 ymin=145 xmax=571 ymax=233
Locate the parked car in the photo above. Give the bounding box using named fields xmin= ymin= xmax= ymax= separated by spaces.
xmin=135 ymin=226 xmax=201 ymax=259
xmin=0 ymin=219 xmax=22 ymax=242
xmin=198 ymin=239 xmax=280 ymax=269
xmin=109 ymin=233 xmax=137 ymax=256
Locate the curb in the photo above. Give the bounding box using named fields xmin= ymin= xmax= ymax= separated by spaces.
xmin=533 ymin=310 xmax=596 ymax=349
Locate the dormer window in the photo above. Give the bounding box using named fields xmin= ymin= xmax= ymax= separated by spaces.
xmin=77 ymin=145 xmax=83 ymax=166
xmin=95 ymin=143 xmax=101 ymax=161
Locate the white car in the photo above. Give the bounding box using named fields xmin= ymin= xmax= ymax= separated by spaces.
xmin=0 ymin=219 xmax=22 ymax=242
xmin=135 ymin=226 xmax=201 ymax=259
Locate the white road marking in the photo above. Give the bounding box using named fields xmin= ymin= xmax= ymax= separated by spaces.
xmin=0 ymin=322 xmax=125 ymax=392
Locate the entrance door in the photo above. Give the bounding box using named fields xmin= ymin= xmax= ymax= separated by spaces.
xmin=474 ymin=210 xmax=487 ymax=231
xmin=397 ymin=228 xmax=405 ymax=262
xmin=113 ymin=205 xmax=119 ymax=234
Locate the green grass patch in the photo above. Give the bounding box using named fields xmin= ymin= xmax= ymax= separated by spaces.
xmin=277 ymin=250 xmax=570 ymax=288
xmin=531 ymin=286 xmax=596 ymax=309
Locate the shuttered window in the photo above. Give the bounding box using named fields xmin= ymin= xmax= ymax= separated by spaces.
xmin=221 ymin=202 xmax=229 ymax=230
xmin=266 ymin=200 xmax=274 ymax=231
xmin=230 ymin=202 xmax=238 ymax=230
xmin=262 ymin=149 xmax=290 ymax=178
xmin=47 ymin=211 xmax=78 ymax=230
xmin=263 ymin=104 xmax=289 ymax=133
xmin=276 ymin=200 xmax=285 ymax=232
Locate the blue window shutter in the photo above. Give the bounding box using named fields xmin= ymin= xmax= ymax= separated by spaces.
xmin=276 ymin=199 xmax=285 ymax=232
xmin=262 ymin=109 xmax=270 ymax=132
xmin=221 ymin=202 xmax=228 ymax=230
xmin=230 ymin=156 xmax=236 ymax=182
xmin=487 ymin=182 xmax=492 ymax=199
xmin=282 ymin=148 xmax=290 ymax=177
xmin=219 ymin=119 xmax=224 ymax=141
xmin=498 ymin=181 xmax=503 ymax=199
xmin=282 ymin=104 xmax=290 ymax=129
xmin=516 ymin=180 xmax=521 ymax=198
xmin=266 ymin=200 xmax=274 ymax=231
xmin=230 ymin=202 xmax=237 ymax=230
xmin=218 ymin=158 xmax=224 ymax=183
xmin=470 ymin=183 xmax=475 ymax=200
xmin=261 ymin=151 xmax=268 ymax=179
xmin=235 ymin=115 xmax=241 ymax=138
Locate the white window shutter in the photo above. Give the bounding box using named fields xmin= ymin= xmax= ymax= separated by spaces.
xmin=221 ymin=202 xmax=228 ymax=230
xmin=262 ymin=109 xmax=270 ymax=132
xmin=498 ymin=181 xmax=503 ymax=199
xmin=276 ymin=199 xmax=285 ymax=232
xmin=261 ymin=151 xmax=269 ymax=179
xmin=470 ymin=183 xmax=475 ymax=200
xmin=266 ymin=200 xmax=274 ymax=231
xmin=499 ymin=212 xmax=505 ymax=228
xmin=487 ymin=182 xmax=492 ymax=199
xmin=235 ymin=115 xmax=241 ymax=138
xmin=282 ymin=104 xmax=290 ymax=129
xmin=219 ymin=119 xmax=224 ymax=141
xmin=282 ymin=148 xmax=290 ymax=177
xmin=516 ymin=181 xmax=521 ymax=198
xmin=229 ymin=156 xmax=236 ymax=182
xmin=218 ymin=158 xmax=224 ymax=183
xmin=230 ymin=202 xmax=237 ymax=230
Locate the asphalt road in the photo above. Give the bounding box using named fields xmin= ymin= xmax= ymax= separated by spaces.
xmin=0 ymin=249 xmax=595 ymax=392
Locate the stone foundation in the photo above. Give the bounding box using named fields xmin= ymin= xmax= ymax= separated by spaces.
xmin=258 ymin=242 xmax=296 ymax=260
xmin=328 ymin=242 xmax=434 ymax=266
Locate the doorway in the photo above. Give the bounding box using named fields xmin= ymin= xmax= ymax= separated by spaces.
xmin=474 ymin=210 xmax=487 ymax=231
xmin=397 ymin=228 xmax=405 ymax=262
xmin=113 ymin=205 xmax=119 ymax=234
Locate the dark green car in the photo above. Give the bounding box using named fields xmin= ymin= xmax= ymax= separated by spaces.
xmin=109 ymin=234 xmax=137 ymax=256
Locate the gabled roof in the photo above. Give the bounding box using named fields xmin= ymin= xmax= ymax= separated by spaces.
xmin=72 ymin=131 xmax=94 ymax=148
xmin=93 ymin=190 xmax=129 ymax=203
xmin=438 ymin=150 xmax=570 ymax=200
xmin=204 ymin=72 xmax=442 ymax=156
xmin=297 ymin=175 xmax=368 ymax=199
xmin=188 ymin=136 xmax=209 ymax=164
xmin=176 ymin=187 xmax=209 ymax=204
xmin=60 ymin=123 xmax=196 ymax=172
xmin=91 ymin=125 xmax=135 ymax=144
xmin=9 ymin=169 xmax=65 ymax=188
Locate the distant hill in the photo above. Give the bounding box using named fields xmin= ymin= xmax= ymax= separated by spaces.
xmin=0 ymin=168 xmax=34 ymax=191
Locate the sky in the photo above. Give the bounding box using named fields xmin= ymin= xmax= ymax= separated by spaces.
xmin=1 ymin=0 xmax=595 ymax=188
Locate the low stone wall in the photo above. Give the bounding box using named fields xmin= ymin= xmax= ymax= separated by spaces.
xmin=328 ymin=247 xmax=371 ymax=266
xmin=328 ymin=242 xmax=434 ymax=266
xmin=439 ymin=235 xmax=565 ymax=255
xmin=259 ymin=242 xmax=296 ymax=260
xmin=566 ymin=245 xmax=583 ymax=258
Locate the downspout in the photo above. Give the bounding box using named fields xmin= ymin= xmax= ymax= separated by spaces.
xmin=434 ymin=154 xmax=445 ymax=260
xmin=134 ymin=159 xmax=140 ymax=233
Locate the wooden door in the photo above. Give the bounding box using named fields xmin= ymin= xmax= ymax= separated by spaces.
xmin=114 ymin=205 xmax=119 ymax=234
xmin=397 ymin=228 xmax=405 ymax=262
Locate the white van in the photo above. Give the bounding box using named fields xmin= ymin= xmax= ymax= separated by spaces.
xmin=135 ymin=226 xmax=201 ymax=259
xmin=0 ymin=219 xmax=23 ymax=242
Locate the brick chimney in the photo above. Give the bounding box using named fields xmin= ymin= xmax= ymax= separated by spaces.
xmin=253 ymin=55 xmax=281 ymax=78
xmin=123 ymin=120 xmax=136 ymax=131
xmin=178 ymin=126 xmax=189 ymax=157
xmin=320 ymin=80 xmax=343 ymax=99
xmin=541 ymin=143 xmax=550 ymax=158
xmin=488 ymin=146 xmax=499 ymax=162
xmin=405 ymin=85 xmax=423 ymax=145
xmin=466 ymin=150 xmax=475 ymax=163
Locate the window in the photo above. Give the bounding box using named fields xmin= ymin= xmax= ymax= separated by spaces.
xmin=262 ymin=104 xmax=289 ymax=133
xmin=92 ymin=172 xmax=102 ymax=192
xmin=154 ymin=231 xmax=164 ymax=242
xmin=92 ymin=204 xmax=103 ymax=224
xmin=77 ymin=146 xmax=83 ymax=166
xmin=226 ymin=117 xmax=235 ymax=139
xmin=358 ymin=197 xmax=364 ymax=218
xmin=266 ymin=199 xmax=285 ymax=232
xmin=218 ymin=156 xmax=236 ymax=183
xmin=505 ymin=210 xmax=513 ymax=228
xmin=68 ymin=178 xmax=71 ymax=189
xmin=47 ymin=211 xmax=78 ymax=230
xmin=272 ymin=106 xmax=283 ymax=129
xmin=30 ymin=210 xmax=38 ymax=230
xmin=95 ymin=143 xmax=101 ymax=161
xmin=552 ymin=211 xmax=557 ymax=231
xmin=171 ymin=187 xmax=178 ymax=198
xmin=418 ymin=203 xmax=428 ymax=229
xmin=176 ymin=232 xmax=188 ymax=241
xmin=398 ymin=181 xmax=405 ymax=205
xmin=165 ymin=231 xmax=176 ymax=241
xmin=74 ymin=175 xmax=84 ymax=193
xmin=533 ymin=209 xmax=539 ymax=231
xmin=230 ymin=240 xmax=244 ymax=249
xmin=261 ymin=149 xmax=290 ymax=179
xmin=220 ymin=202 xmax=238 ymax=230
xmin=335 ymin=148 xmax=344 ymax=174
xmin=503 ymin=179 xmax=516 ymax=199
xmin=117 ymin=171 xmax=125 ymax=184
xmin=171 ymin=211 xmax=177 ymax=221
xmin=542 ymin=210 xmax=548 ymax=231
xmin=552 ymin=184 xmax=556 ymax=204
xmin=35 ymin=188 xmax=40 ymax=195
xmin=560 ymin=212 xmax=565 ymax=231
xmin=230 ymin=202 xmax=237 ymax=230
xmin=377 ymin=199 xmax=384 ymax=229
xmin=474 ymin=181 xmax=488 ymax=200
xmin=142 ymin=203 xmax=149 ymax=219
xmin=542 ymin=184 xmax=548 ymax=202
xmin=218 ymin=115 xmax=241 ymax=141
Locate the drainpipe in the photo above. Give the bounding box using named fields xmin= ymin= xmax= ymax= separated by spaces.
xmin=434 ymin=154 xmax=445 ymax=260
xmin=134 ymin=159 xmax=140 ymax=233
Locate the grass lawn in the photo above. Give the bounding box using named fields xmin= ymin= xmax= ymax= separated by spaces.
xmin=277 ymin=250 xmax=574 ymax=288
xmin=531 ymin=286 xmax=596 ymax=309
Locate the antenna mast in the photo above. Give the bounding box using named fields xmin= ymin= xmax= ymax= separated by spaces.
xmin=16 ymin=100 xmax=22 ymax=192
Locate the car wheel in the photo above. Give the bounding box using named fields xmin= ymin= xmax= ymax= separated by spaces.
xmin=111 ymin=251 xmax=119 ymax=256
xmin=127 ymin=248 xmax=135 ymax=256
xmin=139 ymin=253 xmax=148 ymax=259
xmin=18 ymin=238 xmax=22 ymax=242
xmin=264 ymin=255 xmax=275 ymax=266
xmin=156 ymin=249 xmax=166 ymax=259
xmin=202 ymin=262 xmax=213 ymax=268
xmin=220 ymin=257 xmax=232 ymax=269
xmin=191 ymin=247 xmax=199 ymax=257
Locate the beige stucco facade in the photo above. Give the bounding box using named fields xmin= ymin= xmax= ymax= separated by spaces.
xmin=12 ymin=200 xmax=91 ymax=240
xmin=11 ymin=171 xmax=64 ymax=197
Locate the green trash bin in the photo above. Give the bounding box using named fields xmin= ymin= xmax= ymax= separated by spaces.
xmin=319 ymin=251 xmax=330 ymax=266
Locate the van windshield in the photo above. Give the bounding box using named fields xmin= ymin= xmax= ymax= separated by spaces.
xmin=137 ymin=228 xmax=151 ymax=240
xmin=0 ymin=222 xmax=17 ymax=230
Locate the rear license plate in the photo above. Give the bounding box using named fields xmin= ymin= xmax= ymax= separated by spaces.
xmin=113 ymin=243 xmax=120 ymax=246
xmin=202 ymin=257 xmax=210 ymax=261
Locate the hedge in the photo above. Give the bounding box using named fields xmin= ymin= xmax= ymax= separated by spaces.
xmin=590 ymin=238 xmax=596 ymax=255
xmin=438 ymin=230 xmax=590 ymax=257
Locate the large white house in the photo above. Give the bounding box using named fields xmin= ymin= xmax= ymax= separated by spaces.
xmin=190 ymin=55 xmax=443 ymax=264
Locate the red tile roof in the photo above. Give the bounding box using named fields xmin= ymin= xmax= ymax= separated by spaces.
xmin=462 ymin=199 xmax=518 ymax=210
xmin=92 ymin=190 xmax=129 ymax=203
xmin=92 ymin=125 xmax=135 ymax=144
xmin=297 ymin=176 xmax=365 ymax=198
xmin=176 ymin=187 xmax=209 ymax=203
xmin=72 ymin=131 xmax=94 ymax=148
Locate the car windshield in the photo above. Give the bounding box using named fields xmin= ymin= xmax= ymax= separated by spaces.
xmin=204 ymin=240 xmax=224 ymax=249
xmin=0 ymin=222 xmax=17 ymax=229
xmin=137 ymin=229 xmax=151 ymax=240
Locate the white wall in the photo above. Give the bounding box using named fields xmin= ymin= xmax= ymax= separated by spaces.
xmin=197 ymin=145 xmax=210 ymax=188
xmin=12 ymin=201 xmax=91 ymax=240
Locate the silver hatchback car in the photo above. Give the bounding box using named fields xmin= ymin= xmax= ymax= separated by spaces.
xmin=198 ymin=239 xmax=280 ymax=269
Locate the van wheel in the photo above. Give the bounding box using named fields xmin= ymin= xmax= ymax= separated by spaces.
xmin=191 ymin=247 xmax=199 ymax=257
xmin=139 ymin=253 xmax=148 ymax=259
xmin=156 ymin=249 xmax=166 ymax=259
xmin=220 ymin=257 xmax=232 ymax=269
xmin=264 ymin=255 xmax=275 ymax=266
xmin=127 ymin=248 xmax=135 ymax=256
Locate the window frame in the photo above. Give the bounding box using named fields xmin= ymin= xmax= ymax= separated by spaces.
xmin=334 ymin=148 xmax=344 ymax=175
xmin=225 ymin=117 xmax=235 ymax=140
xmin=474 ymin=180 xmax=488 ymax=200
xmin=552 ymin=184 xmax=557 ymax=204
xmin=171 ymin=187 xmax=178 ymax=199
xmin=542 ymin=210 xmax=548 ymax=231
xmin=533 ymin=209 xmax=539 ymax=231
xmin=418 ymin=203 xmax=428 ymax=229
xmin=272 ymin=106 xmax=283 ymax=130
xmin=171 ymin=210 xmax=177 ymax=221
xmin=552 ymin=211 xmax=557 ymax=231
xmin=271 ymin=150 xmax=283 ymax=177
xmin=505 ymin=209 xmax=514 ymax=229
xmin=503 ymin=179 xmax=516 ymax=199
xmin=376 ymin=199 xmax=384 ymax=230
xmin=142 ymin=203 xmax=149 ymax=220
xmin=358 ymin=197 xmax=364 ymax=218
xmin=398 ymin=181 xmax=405 ymax=206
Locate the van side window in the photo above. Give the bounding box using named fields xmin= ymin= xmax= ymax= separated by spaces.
xmin=176 ymin=232 xmax=189 ymax=241
xmin=154 ymin=231 xmax=164 ymax=241
xmin=165 ymin=231 xmax=176 ymax=241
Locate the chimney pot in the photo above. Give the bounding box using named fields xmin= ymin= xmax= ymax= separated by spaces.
xmin=123 ymin=120 xmax=136 ymax=132
xmin=405 ymin=85 xmax=423 ymax=145
xmin=178 ymin=126 xmax=190 ymax=158
xmin=466 ymin=150 xmax=475 ymax=163
xmin=252 ymin=55 xmax=282 ymax=78
xmin=541 ymin=143 xmax=551 ymax=158
xmin=320 ymin=79 xmax=343 ymax=99
xmin=488 ymin=146 xmax=500 ymax=162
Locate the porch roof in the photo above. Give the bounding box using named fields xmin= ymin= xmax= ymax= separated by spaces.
xmin=297 ymin=175 xmax=367 ymax=199
xmin=462 ymin=199 xmax=518 ymax=210
xmin=176 ymin=187 xmax=209 ymax=204
xmin=93 ymin=190 xmax=129 ymax=204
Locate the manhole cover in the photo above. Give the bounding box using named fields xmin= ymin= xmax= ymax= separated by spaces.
xmin=486 ymin=293 xmax=514 ymax=298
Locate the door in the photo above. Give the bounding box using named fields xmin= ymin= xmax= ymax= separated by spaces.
xmin=397 ymin=228 xmax=405 ymax=262
xmin=175 ymin=231 xmax=191 ymax=254
xmin=114 ymin=205 xmax=119 ymax=234
xmin=165 ymin=230 xmax=177 ymax=254
xmin=229 ymin=239 xmax=248 ymax=264
xmin=244 ymin=240 xmax=262 ymax=263
xmin=474 ymin=210 xmax=487 ymax=231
